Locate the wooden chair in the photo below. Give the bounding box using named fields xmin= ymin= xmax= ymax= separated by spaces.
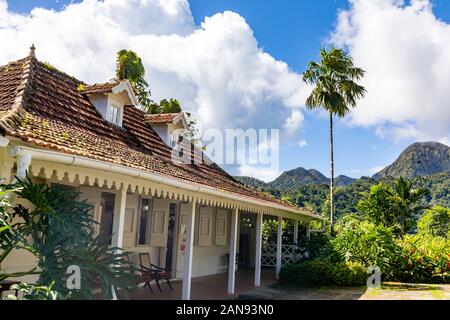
xmin=139 ymin=253 xmax=173 ymax=292
xmin=120 ymin=255 xmax=153 ymax=293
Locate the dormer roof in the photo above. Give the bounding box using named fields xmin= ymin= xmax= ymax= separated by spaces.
xmin=145 ymin=112 xmax=188 ymax=129
xmin=83 ymin=79 xmax=139 ymax=106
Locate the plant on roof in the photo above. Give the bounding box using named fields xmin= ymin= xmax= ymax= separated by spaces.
xmin=115 ymin=49 xmax=153 ymax=111
xmin=76 ymin=83 xmax=85 ymax=93
xmin=0 ymin=178 xmax=137 ymax=300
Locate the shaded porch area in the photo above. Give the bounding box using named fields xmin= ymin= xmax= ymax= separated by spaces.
xmin=128 ymin=269 xmax=276 ymax=300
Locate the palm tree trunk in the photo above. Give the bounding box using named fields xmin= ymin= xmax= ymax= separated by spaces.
xmin=329 ymin=112 xmax=334 ymax=236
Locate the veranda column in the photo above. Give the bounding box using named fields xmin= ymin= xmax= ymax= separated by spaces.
xmin=228 ymin=208 xmax=239 ymax=294
xmin=111 ymin=185 xmax=127 ymax=248
xmin=110 ymin=185 xmax=127 ymax=300
xmin=254 ymin=212 xmax=263 ymax=287
xmin=276 ymin=216 xmax=283 ymax=280
xmin=305 ymin=221 xmax=311 ymax=258
xmin=0 ymin=140 xmax=14 ymax=184
xmin=8 ymin=146 xmax=32 ymax=182
xmin=293 ymin=220 xmax=299 ymax=245
xmin=182 ymin=199 xmax=197 ymax=300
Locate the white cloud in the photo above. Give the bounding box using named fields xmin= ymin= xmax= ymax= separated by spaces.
xmin=331 ymin=0 xmax=450 ymax=143
xmin=0 ymin=0 xmax=308 ymax=138
xmin=370 ymin=165 xmax=386 ymax=175
xmin=283 ymin=110 xmax=304 ymax=136
xmin=238 ymin=165 xmax=281 ymax=183
xmin=298 ymin=139 xmax=308 ymax=148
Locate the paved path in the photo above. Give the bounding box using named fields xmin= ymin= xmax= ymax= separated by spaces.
xmin=239 ymin=283 xmax=450 ymax=300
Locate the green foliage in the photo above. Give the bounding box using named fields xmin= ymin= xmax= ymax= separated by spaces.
xmin=7 ymin=282 xmax=62 ymax=300
xmin=280 ymin=259 xmax=367 ymax=287
xmin=0 ymin=178 xmax=137 ymax=299
xmin=331 ymin=216 xmax=400 ymax=274
xmin=76 ymin=83 xmax=85 ymax=93
xmin=416 ymin=172 xmax=450 ymax=208
xmin=160 ymin=98 xmax=182 ymax=113
xmin=262 ymin=219 xmax=293 ymax=244
xmin=357 ymin=183 xmax=399 ymax=227
xmin=115 ymin=49 xmax=152 ymax=110
xmin=357 ymin=177 xmax=430 ymax=234
xmin=303 ymin=48 xmax=366 ymax=117
xmin=417 ymin=206 xmax=450 ymax=238
xmin=394 ymin=234 xmax=450 ymax=284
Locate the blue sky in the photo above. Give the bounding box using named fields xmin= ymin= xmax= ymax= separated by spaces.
xmin=5 ymin=0 xmax=450 ymax=180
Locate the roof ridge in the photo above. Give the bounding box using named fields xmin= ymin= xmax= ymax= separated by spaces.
xmin=0 ymin=53 xmax=36 ymax=131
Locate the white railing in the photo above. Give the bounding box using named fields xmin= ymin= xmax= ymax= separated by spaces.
xmin=261 ymin=243 xmax=305 ymax=267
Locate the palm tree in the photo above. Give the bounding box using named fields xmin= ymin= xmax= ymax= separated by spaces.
xmin=392 ymin=177 xmax=430 ymax=234
xmin=303 ymin=48 xmax=366 ymax=235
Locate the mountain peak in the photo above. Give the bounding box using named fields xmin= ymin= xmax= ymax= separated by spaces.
xmin=373 ymin=141 xmax=450 ymax=179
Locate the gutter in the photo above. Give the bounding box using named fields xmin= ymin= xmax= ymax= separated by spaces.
xmin=16 ymin=145 xmax=321 ymax=220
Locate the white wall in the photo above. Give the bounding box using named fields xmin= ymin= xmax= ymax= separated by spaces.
xmin=175 ymin=205 xmax=231 ymax=279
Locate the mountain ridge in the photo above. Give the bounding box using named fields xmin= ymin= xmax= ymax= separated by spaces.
xmin=235 ymin=141 xmax=449 ymax=190
xmin=373 ymin=141 xmax=450 ymax=179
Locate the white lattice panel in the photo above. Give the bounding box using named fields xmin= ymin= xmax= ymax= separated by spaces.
xmin=261 ymin=243 xmax=304 ymax=267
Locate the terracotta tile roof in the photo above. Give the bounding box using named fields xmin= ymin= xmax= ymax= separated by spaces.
xmin=82 ymin=81 xmax=122 ymax=95
xmin=0 ymin=54 xmax=319 ymax=217
xmin=145 ymin=113 xmax=182 ymax=124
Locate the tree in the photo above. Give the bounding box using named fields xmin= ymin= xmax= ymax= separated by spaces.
xmin=160 ymin=98 xmax=182 ymax=114
xmin=391 ymin=177 xmax=430 ymax=234
xmin=0 ymin=178 xmax=137 ymax=300
xmin=357 ymin=183 xmax=399 ymax=228
xmin=116 ymin=49 xmax=153 ymax=111
xmin=357 ymin=177 xmax=430 ymax=235
xmin=417 ymin=206 xmax=450 ymax=238
xmin=303 ymin=48 xmax=366 ymax=235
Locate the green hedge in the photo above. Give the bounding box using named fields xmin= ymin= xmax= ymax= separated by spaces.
xmin=279 ymin=259 xmax=367 ymax=287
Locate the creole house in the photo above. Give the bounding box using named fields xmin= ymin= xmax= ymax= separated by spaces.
xmin=0 ymin=47 xmax=321 ymax=300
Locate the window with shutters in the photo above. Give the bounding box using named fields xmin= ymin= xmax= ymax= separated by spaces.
xmin=138 ymin=198 xmax=152 ymax=245
xmin=198 ymin=207 xmax=213 ymax=247
xmin=215 ymin=209 xmax=228 ymax=246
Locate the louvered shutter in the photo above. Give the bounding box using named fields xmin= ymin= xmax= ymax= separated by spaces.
xmin=150 ymin=199 xmax=169 ymax=247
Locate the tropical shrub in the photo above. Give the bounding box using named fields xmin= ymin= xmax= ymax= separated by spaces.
xmin=393 ymin=234 xmax=450 ymax=284
xmin=0 ymin=178 xmax=137 ymax=299
xmin=280 ymin=259 xmax=366 ymax=287
xmin=331 ymin=215 xmax=400 ymax=275
xmin=417 ymin=206 xmax=450 ymax=238
xmin=357 ymin=177 xmax=429 ymax=234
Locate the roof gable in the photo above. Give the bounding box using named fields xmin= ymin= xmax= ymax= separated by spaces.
xmin=83 ymin=80 xmax=138 ymax=106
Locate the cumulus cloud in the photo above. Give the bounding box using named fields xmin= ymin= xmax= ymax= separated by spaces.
xmin=0 ymin=0 xmax=309 ymax=181
xmin=283 ymin=110 xmax=304 ymax=136
xmin=331 ymin=0 xmax=450 ymax=144
xmin=0 ymin=0 xmax=307 ymax=135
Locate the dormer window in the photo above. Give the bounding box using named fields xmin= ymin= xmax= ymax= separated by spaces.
xmin=145 ymin=112 xmax=189 ymax=146
xmin=83 ymin=80 xmax=139 ymax=128
xmin=107 ymin=100 xmax=123 ymax=125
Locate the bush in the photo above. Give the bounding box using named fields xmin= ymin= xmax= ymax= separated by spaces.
xmin=331 ymin=215 xmax=400 ymax=275
xmin=392 ymin=234 xmax=450 ymax=284
xmin=417 ymin=206 xmax=450 ymax=238
xmin=280 ymin=259 xmax=367 ymax=287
